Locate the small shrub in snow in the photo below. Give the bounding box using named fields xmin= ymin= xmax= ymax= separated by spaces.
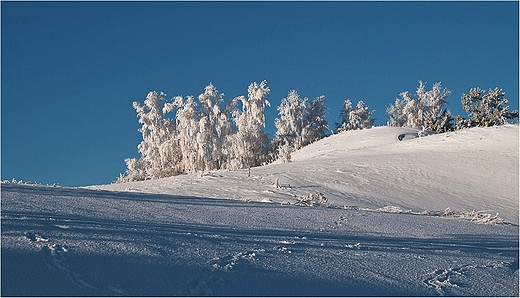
xmin=294 ymin=192 xmax=328 ymax=207
xmin=376 ymin=206 xmax=413 ymax=214
xmin=417 ymin=129 xmax=437 ymax=137
xmin=366 ymin=205 xmax=505 ymax=225
xmin=1 ymin=179 xmax=58 ymax=187
xmin=430 ymin=207 xmax=505 ymax=224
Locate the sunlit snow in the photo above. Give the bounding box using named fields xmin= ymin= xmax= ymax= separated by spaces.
xmin=2 ymin=125 xmax=518 ymax=296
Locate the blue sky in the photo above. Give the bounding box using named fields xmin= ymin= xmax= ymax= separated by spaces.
xmin=2 ymin=1 xmax=518 ymax=186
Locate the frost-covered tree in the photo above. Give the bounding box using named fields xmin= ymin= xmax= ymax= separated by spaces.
xmin=119 ymin=157 xmax=146 ymax=182
xmin=274 ymin=90 xmax=306 ymax=161
xmin=435 ymin=109 xmax=455 ymax=133
xmin=386 ymin=98 xmax=407 ymax=127
xmin=220 ymin=100 xmax=240 ymax=170
xmin=274 ymin=92 xmax=328 ymax=162
xmin=119 ymin=91 xmax=180 ymax=182
xmin=455 ymin=87 xmax=519 ymax=128
xmin=301 ymin=95 xmax=328 ymax=147
xmin=399 ymin=81 xmax=453 ymax=132
xmin=228 ymin=80 xmax=271 ymax=170
xmin=336 ymin=99 xmax=374 ymax=132
xmin=197 ymin=83 xmax=229 ymax=171
xmin=349 ymin=100 xmax=375 ymax=130
xmin=335 ymin=99 xmax=354 ymax=132
xmin=175 ymin=95 xmax=201 ymax=174
xmin=277 ymin=138 xmax=293 ymax=163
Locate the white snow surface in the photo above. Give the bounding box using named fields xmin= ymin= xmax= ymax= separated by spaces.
xmin=97 ymin=125 xmax=519 ymax=224
xmin=2 ymin=125 xmax=518 ymax=296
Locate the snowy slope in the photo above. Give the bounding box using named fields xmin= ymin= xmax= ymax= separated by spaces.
xmin=2 ymin=125 xmax=518 ymax=296
xmin=93 ymin=125 xmax=519 ymax=223
xmin=1 ymin=183 xmax=518 ymax=296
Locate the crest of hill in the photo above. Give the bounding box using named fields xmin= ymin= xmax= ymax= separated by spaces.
xmin=292 ymin=126 xmax=422 ymax=161
xmin=292 ymin=125 xmax=518 ymax=161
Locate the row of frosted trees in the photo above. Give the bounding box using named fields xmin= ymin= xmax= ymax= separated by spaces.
xmin=118 ymin=80 xmax=516 ymax=182
xmin=118 ymin=81 xmax=338 ymax=182
xmin=386 ymin=81 xmax=518 ymax=132
xmin=119 ymin=81 xmax=272 ymax=182
xmin=119 ymin=80 xmax=375 ymax=182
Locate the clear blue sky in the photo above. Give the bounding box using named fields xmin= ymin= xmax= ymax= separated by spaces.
xmin=2 ymin=1 xmax=518 ymax=186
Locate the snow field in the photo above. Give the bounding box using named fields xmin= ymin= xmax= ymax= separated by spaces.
xmin=2 ymin=125 xmax=518 ymax=296
xmin=2 ymin=183 xmax=518 ymax=296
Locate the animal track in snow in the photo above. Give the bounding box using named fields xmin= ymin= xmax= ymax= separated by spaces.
xmin=180 ymin=249 xmax=265 ymax=296
xmin=40 ymin=243 xmax=70 ymax=271
xmin=24 ymin=232 xmax=48 ymax=242
xmin=211 ymin=249 xmax=264 ymax=271
xmin=276 ymin=246 xmax=292 ymax=254
xmin=24 ymin=232 xmax=126 ymax=296
xmin=179 ymin=275 xmax=225 ymax=296
xmin=345 ymin=242 xmax=361 ymax=249
xmin=424 ymin=267 xmax=463 ymax=295
xmin=333 ymin=216 xmax=349 ymax=227
xmin=424 ymin=261 xmax=512 ymax=295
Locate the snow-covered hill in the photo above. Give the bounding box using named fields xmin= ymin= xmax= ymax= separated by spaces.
xmin=2 ymin=125 xmax=518 ymax=296
xmin=93 ymin=125 xmax=519 ymax=223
